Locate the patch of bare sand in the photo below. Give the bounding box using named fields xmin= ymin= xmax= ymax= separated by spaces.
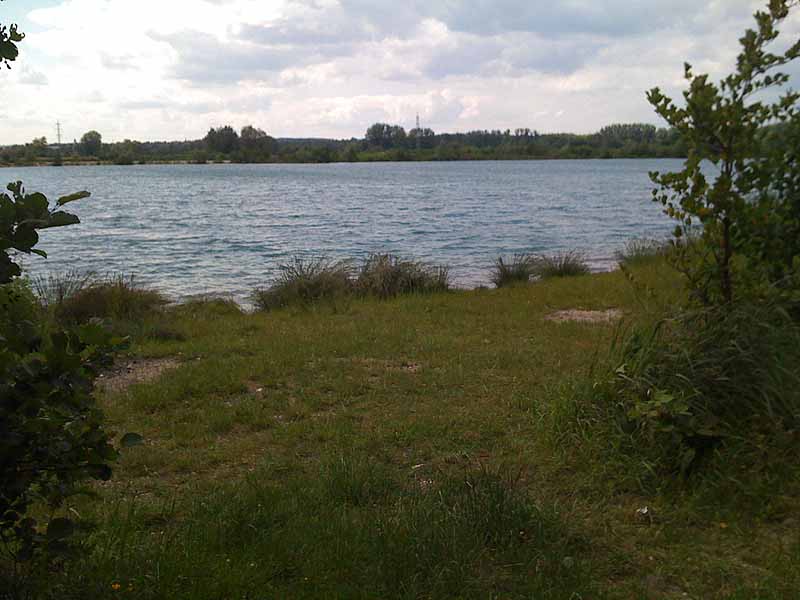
xmin=545 ymin=309 xmax=623 ymax=324
xmin=97 ymin=358 xmax=181 ymax=393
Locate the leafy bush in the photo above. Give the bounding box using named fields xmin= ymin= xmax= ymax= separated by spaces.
xmin=490 ymin=254 xmax=536 ymax=287
xmin=355 ymin=253 xmax=450 ymax=298
xmin=0 ymin=286 xmax=136 ymax=563
xmin=611 ymin=301 xmax=800 ymax=475
xmin=648 ymin=0 xmax=800 ymax=305
xmin=251 ymin=257 xmax=353 ymax=311
xmin=532 ymin=251 xmax=590 ymax=279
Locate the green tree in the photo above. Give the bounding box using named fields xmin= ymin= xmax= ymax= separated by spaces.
xmin=240 ymin=125 xmax=276 ymax=160
xmin=79 ymin=130 xmax=103 ymax=157
xmin=205 ymin=125 xmax=240 ymax=154
xmin=648 ymin=0 xmax=800 ymax=304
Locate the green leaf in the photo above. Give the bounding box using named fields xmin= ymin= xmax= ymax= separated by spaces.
xmin=46 ymin=518 xmax=75 ymax=541
xmin=57 ymin=191 xmax=91 ymax=206
xmin=30 ymin=248 xmax=47 ymax=258
xmin=40 ymin=211 xmax=80 ymax=229
xmin=120 ymin=432 xmax=144 ymax=448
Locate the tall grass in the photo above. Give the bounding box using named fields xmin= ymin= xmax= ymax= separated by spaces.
xmin=615 ymin=238 xmax=671 ymax=268
xmin=356 ymin=253 xmax=450 ymax=298
xmin=491 ymin=254 xmax=536 ymax=288
xmin=533 ymin=251 xmax=590 ymax=279
xmin=33 ymin=272 xmax=168 ymax=323
xmin=251 ymin=257 xmax=353 ymax=311
xmin=252 ymin=254 xmax=450 ymax=311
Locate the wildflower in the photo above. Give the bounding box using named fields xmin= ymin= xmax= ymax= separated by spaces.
xmin=112 ymin=582 xmax=121 ymax=591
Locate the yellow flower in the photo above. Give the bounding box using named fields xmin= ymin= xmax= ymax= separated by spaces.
xmin=111 ymin=583 xmax=122 ymax=591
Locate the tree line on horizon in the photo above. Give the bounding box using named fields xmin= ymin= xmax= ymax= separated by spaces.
xmin=0 ymin=121 xmax=687 ymax=166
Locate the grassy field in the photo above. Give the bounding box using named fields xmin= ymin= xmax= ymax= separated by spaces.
xmin=25 ymin=259 xmax=800 ymax=599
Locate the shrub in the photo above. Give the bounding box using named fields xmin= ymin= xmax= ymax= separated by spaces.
xmin=532 ymin=251 xmax=590 ymax=279
xmin=611 ymin=301 xmax=800 ymax=475
xmin=491 ymin=254 xmax=536 ymax=287
xmin=355 ymin=253 xmax=450 ymax=298
xmin=0 ymin=286 xmax=137 ymax=563
xmin=251 ymin=257 xmax=353 ymax=311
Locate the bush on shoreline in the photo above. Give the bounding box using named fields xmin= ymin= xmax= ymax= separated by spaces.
xmin=251 ymin=254 xmax=451 ymax=311
xmin=533 ymin=251 xmax=590 ymax=279
xmin=615 ymin=238 xmax=671 ymax=268
xmin=491 ymin=254 xmax=536 ymax=288
xmin=34 ymin=272 xmax=168 ymax=324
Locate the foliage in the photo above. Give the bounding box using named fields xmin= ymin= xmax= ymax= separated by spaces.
xmin=611 ymin=301 xmax=800 ymax=476
xmin=0 ymin=298 xmax=134 ymax=563
xmin=0 ymin=182 xmax=86 ymax=283
xmin=532 ymin=251 xmax=590 ymax=279
xmin=490 ymin=254 xmax=536 ymax=287
xmin=79 ymin=131 xmax=102 ymax=157
xmin=355 ymin=253 xmax=450 ymax=298
xmin=205 ymin=126 xmax=240 ymax=155
xmin=647 ymin=0 xmax=800 ymax=305
xmin=0 ymin=1 xmax=23 ymax=69
xmin=0 ymin=121 xmax=686 ymax=166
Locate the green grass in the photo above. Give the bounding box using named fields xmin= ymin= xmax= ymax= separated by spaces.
xmin=7 ymin=257 xmax=800 ymax=599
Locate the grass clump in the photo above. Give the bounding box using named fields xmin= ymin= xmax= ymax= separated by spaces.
xmin=34 ymin=272 xmax=168 ymax=324
xmin=615 ymin=238 xmax=670 ymax=268
xmin=355 ymin=253 xmax=450 ymax=298
xmin=491 ymin=254 xmax=536 ymax=288
xmin=251 ymin=257 xmax=353 ymax=311
xmin=252 ymin=254 xmax=450 ymax=311
xmin=533 ymin=250 xmax=590 ymax=279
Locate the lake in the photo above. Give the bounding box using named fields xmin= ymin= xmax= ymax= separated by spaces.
xmin=1 ymin=159 xmax=680 ymax=302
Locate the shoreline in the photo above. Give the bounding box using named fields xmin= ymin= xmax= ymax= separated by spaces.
xmin=0 ymin=155 xmax=686 ymax=169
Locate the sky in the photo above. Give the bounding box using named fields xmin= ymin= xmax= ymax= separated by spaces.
xmin=2 ymin=0 xmax=799 ymax=144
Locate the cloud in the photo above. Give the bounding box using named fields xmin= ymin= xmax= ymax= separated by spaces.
xmin=1 ymin=0 xmax=791 ymax=144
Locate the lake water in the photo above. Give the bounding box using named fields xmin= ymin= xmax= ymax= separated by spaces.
xmin=1 ymin=160 xmax=680 ymax=302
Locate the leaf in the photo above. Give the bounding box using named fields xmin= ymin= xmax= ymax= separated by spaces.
xmin=57 ymin=191 xmax=91 ymax=206
xmin=46 ymin=518 xmax=75 ymax=541
xmin=30 ymin=249 xmax=47 ymax=258
xmin=120 ymin=432 xmax=144 ymax=448
xmin=41 ymin=211 xmax=80 ymax=229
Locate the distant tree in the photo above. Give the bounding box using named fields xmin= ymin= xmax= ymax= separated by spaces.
xmin=365 ymin=123 xmax=407 ymax=149
xmin=240 ymin=125 xmax=276 ymax=158
xmin=205 ymin=125 xmax=240 ymax=154
xmin=79 ymin=130 xmax=103 ymax=157
xmin=408 ymin=127 xmax=436 ymax=149
xmin=30 ymin=136 xmax=48 ymax=155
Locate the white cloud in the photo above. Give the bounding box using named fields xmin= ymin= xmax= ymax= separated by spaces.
xmin=0 ymin=0 xmax=796 ymax=144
